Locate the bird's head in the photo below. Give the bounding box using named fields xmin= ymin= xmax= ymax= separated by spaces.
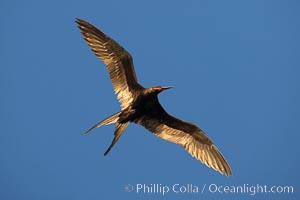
xmin=146 ymin=86 xmax=174 ymax=95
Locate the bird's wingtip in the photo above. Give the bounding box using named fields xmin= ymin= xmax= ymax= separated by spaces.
xmin=224 ymin=170 xmax=233 ymax=176
xmin=75 ymin=18 xmax=87 ymax=26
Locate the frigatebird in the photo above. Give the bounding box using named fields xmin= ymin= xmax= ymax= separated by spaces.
xmin=76 ymin=18 xmax=232 ymax=176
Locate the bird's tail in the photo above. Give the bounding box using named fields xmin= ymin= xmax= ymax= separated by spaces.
xmin=84 ymin=112 xmax=121 ymax=135
xmin=104 ymin=122 xmax=129 ymax=156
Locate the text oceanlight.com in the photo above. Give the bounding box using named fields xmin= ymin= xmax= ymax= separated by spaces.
xmin=124 ymin=183 xmax=294 ymax=196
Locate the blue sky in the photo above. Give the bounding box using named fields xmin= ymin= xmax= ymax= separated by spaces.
xmin=1 ymin=0 xmax=299 ymax=199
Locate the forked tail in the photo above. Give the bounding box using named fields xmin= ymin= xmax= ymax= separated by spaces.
xmin=104 ymin=122 xmax=129 ymax=156
xmin=84 ymin=112 xmax=121 ymax=135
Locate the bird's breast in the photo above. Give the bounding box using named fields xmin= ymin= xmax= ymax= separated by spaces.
xmin=129 ymin=93 xmax=166 ymax=120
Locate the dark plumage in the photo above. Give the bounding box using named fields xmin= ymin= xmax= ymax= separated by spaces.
xmin=76 ymin=18 xmax=232 ymax=176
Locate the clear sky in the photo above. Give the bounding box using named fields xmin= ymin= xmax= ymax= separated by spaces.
xmin=1 ymin=0 xmax=299 ymax=199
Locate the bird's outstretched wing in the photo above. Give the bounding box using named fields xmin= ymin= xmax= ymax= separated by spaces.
xmin=135 ymin=115 xmax=232 ymax=176
xmin=76 ymin=19 xmax=144 ymax=109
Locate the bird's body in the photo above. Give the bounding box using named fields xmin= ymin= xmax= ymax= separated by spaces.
xmin=76 ymin=19 xmax=232 ymax=176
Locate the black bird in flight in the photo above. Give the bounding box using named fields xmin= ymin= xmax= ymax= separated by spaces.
xmin=76 ymin=18 xmax=232 ymax=176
